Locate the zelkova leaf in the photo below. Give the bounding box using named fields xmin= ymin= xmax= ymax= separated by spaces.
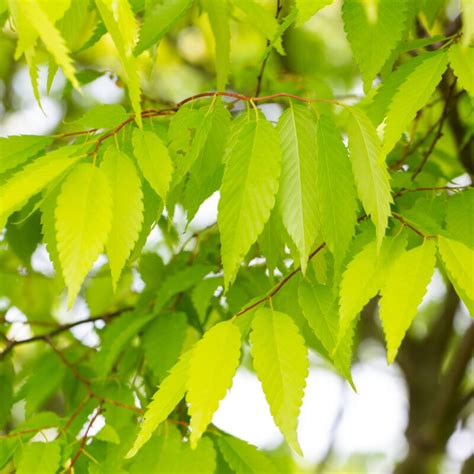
xmin=295 ymin=0 xmax=334 ymax=26
xmin=218 ymin=117 xmax=281 ymax=289
xmin=315 ymin=114 xmax=357 ymax=265
xmin=298 ymin=280 xmax=354 ymax=386
xmin=448 ymin=43 xmax=474 ymax=98
xmin=438 ymin=236 xmax=474 ymax=302
xmin=342 ymin=0 xmax=408 ymax=92
xmin=379 ymin=240 xmax=437 ymax=363
xmin=382 ymin=50 xmax=449 ymax=155
xmin=127 ymin=350 xmax=193 ymax=458
xmin=250 ymin=308 xmax=309 ymax=455
xmin=135 ymin=0 xmax=194 ymax=55
xmin=0 ymin=135 xmax=52 ymax=174
xmin=445 ymin=189 xmax=474 ymax=248
xmin=217 ymin=435 xmax=276 ymax=474
xmin=16 ymin=442 xmax=60 ymax=474
xmin=132 ymin=129 xmax=173 ymax=201
xmin=277 ymin=104 xmax=319 ymax=272
xmin=346 ymin=107 xmax=392 ymax=246
xmin=203 ymin=0 xmax=230 ymax=91
xmin=461 ymin=0 xmax=474 ymax=46
xmin=15 ymin=0 xmax=78 ymax=88
xmin=56 ymin=163 xmax=113 ymax=307
xmin=0 ymin=146 xmax=82 ymax=221
xmin=101 ymin=148 xmax=144 ymax=289
xmin=187 ymin=321 xmax=241 ymax=448
xmin=338 ymin=235 xmax=407 ymax=342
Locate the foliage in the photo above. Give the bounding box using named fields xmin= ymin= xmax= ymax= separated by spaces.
xmin=0 ymin=0 xmax=473 ymax=472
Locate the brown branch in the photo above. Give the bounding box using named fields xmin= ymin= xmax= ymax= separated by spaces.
xmin=0 ymin=426 xmax=56 ymax=440
xmin=0 ymin=306 xmax=132 ymax=359
xmin=392 ymin=185 xmax=471 ymax=199
xmin=392 ymin=212 xmax=436 ymax=239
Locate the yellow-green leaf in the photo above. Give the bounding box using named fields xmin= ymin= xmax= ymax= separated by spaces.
xmin=346 ymin=107 xmax=392 ymax=246
xmin=449 ymin=43 xmax=474 ymax=98
xmin=56 ymin=163 xmax=112 ymax=307
xmin=101 ymin=148 xmax=144 ymax=290
xmin=250 ymin=308 xmax=308 ymax=455
xmin=379 ymin=240 xmax=436 ymax=363
xmin=218 ymin=116 xmax=281 ymax=289
xmin=277 ymin=104 xmax=319 ymax=272
xmin=186 ymin=321 xmax=241 ymax=448
xmin=132 ymin=129 xmax=173 ymax=201
xmin=127 ymin=350 xmax=192 ymax=458
xmin=0 ymin=146 xmax=82 ymax=221
xmin=438 ymin=236 xmax=474 ymax=302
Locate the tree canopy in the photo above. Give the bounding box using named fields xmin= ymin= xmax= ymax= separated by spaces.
xmin=0 ymin=0 xmax=473 ymax=473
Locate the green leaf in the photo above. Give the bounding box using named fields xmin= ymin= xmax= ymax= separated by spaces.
xmin=16 ymin=441 xmax=60 ymax=474
xmin=379 ymin=239 xmax=437 ymax=363
xmin=217 ymin=435 xmax=276 ymax=474
xmin=191 ymin=277 xmax=222 ymax=324
xmin=0 ymin=135 xmax=52 ymax=174
xmin=127 ymin=350 xmax=192 ymax=458
xmin=258 ymin=208 xmax=287 ymax=274
xmin=382 ymin=50 xmax=449 ymax=155
xmin=438 ymin=236 xmax=474 ymax=302
xmin=0 ymin=360 xmax=14 ymax=428
xmin=277 ymin=104 xmax=319 ymax=272
xmin=295 ymin=0 xmax=334 ymax=26
xmin=133 ymin=129 xmax=173 ymax=201
xmin=56 ymin=163 xmax=113 ymax=307
xmin=203 ymin=0 xmax=230 ymax=91
xmin=95 ymin=311 xmax=154 ymax=377
xmin=250 ymin=308 xmax=308 ymax=455
xmin=315 ymin=114 xmax=357 ymax=264
xmin=218 ymin=116 xmax=281 ymax=289
xmin=298 ymin=280 xmax=354 ymax=385
xmin=142 ymin=312 xmax=188 ymax=381
xmin=342 ymin=0 xmax=408 ymax=92
xmin=338 ymin=235 xmax=407 ymax=342
xmin=445 ymin=189 xmax=474 ymax=248
xmin=78 ymin=104 xmax=129 ymax=129
xmin=449 ymin=43 xmax=474 ymax=98
xmin=101 ymin=148 xmax=144 ymax=289
xmin=95 ymin=0 xmax=141 ymax=126
xmin=187 ymin=320 xmax=241 ymax=448
xmin=134 ymin=0 xmax=194 ymax=55
xmin=16 ymin=0 xmax=78 ymax=88
xmin=346 ymin=107 xmax=392 ymax=246
xmin=180 ymin=436 xmax=216 ymax=473
xmin=461 ymin=0 xmax=474 ymax=46
xmin=0 ymin=146 xmax=82 ymax=221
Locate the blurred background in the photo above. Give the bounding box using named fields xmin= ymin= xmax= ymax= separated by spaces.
xmin=0 ymin=1 xmax=472 ymax=472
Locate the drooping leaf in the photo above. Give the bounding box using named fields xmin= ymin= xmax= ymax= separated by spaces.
xmin=382 ymin=50 xmax=449 ymax=155
xmin=78 ymin=104 xmax=129 ymax=129
xmin=315 ymin=114 xmax=357 ymax=265
xmin=133 ymin=129 xmax=173 ymax=201
xmin=142 ymin=312 xmax=188 ymax=381
xmin=101 ymin=148 xmax=144 ymax=289
xmin=127 ymin=350 xmax=192 ymax=458
xmin=95 ymin=311 xmax=154 ymax=377
xmin=0 ymin=135 xmax=52 ymax=174
xmin=295 ymin=0 xmax=334 ymax=26
xmin=379 ymin=239 xmax=437 ymax=363
xmin=55 ymin=163 xmax=113 ymax=307
xmin=258 ymin=207 xmax=287 ymax=274
xmin=134 ymin=0 xmax=194 ymax=55
xmin=445 ymin=189 xmax=474 ymax=248
xmin=461 ymin=0 xmax=474 ymax=46
xmin=218 ymin=116 xmax=281 ymax=289
xmin=338 ymin=235 xmax=407 ymax=342
xmin=448 ymin=43 xmax=474 ymax=98
xmin=250 ymin=308 xmax=308 ymax=455
xmin=203 ymin=0 xmax=230 ymax=91
xmin=0 ymin=146 xmax=82 ymax=221
xmin=342 ymin=0 xmax=408 ymax=92
xmin=346 ymin=106 xmax=392 ymax=246
xmin=217 ymin=435 xmax=276 ymax=474
xmin=298 ymin=279 xmax=354 ymax=385
xmin=438 ymin=236 xmax=474 ymax=302
xmin=187 ymin=320 xmax=241 ymax=448
xmin=16 ymin=441 xmax=60 ymax=474
xmin=191 ymin=277 xmax=222 ymax=324
xmin=277 ymin=104 xmax=319 ymax=271
xmin=0 ymin=360 xmax=14 ymax=428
